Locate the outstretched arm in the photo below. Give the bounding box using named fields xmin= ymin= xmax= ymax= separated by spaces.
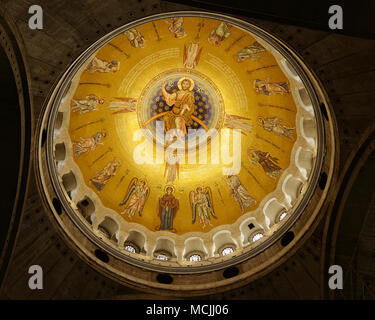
xmin=161 ymin=81 xmax=176 ymax=106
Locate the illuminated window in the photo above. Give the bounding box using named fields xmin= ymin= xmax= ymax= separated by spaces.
xmin=189 ymin=254 xmax=202 ymax=262
xmin=252 ymin=232 xmax=264 ymax=243
xmin=221 ymin=247 xmax=234 ymax=256
xmin=279 ymin=211 xmax=287 ymax=221
xmin=156 ymin=254 xmax=169 ymax=261
xmin=124 ymin=245 xmax=136 ymax=253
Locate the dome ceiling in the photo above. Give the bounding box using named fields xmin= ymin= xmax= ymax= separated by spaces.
xmin=43 ymin=12 xmax=323 ymax=270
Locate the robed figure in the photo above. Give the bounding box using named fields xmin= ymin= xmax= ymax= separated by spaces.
xmin=157 ymin=186 xmax=179 ymax=232
xmin=258 ymin=117 xmax=294 ymax=139
xmin=72 ymin=132 xmax=106 ymax=157
xmin=71 ymin=94 xmax=104 ymax=114
xmin=190 ymin=187 xmax=217 ymax=229
xmin=224 ymin=175 xmax=257 ymax=213
xmin=119 ymin=178 xmax=150 ymax=218
xmin=161 ymin=77 xmax=195 ymax=137
xmin=248 ymin=149 xmax=282 ymax=179
xmin=90 ymin=158 xmax=121 ymax=191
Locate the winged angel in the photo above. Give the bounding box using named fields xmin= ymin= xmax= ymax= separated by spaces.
xmin=119 ymin=178 xmax=150 ymax=219
xmin=190 ymin=187 xmax=217 ymax=229
xmin=183 ymin=42 xmax=202 ymax=69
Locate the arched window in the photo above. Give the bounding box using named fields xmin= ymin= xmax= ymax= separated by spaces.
xmin=124 ymin=245 xmax=136 ymax=253
xmin=156 ymin=254 xmax=169 ymax=261
xmin=189 ymin=254 xmax=202 ymax=262
xmin=221 ymin=247 xmax=234 ymax=256
xmin=279 ymin=211 xmax=287 ymax=221
xmin=252 ymin=232 xmax=264 ymax=243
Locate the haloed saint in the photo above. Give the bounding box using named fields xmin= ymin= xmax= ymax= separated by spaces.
xmin=156 ymin=186 xmax=179 ymax=232
xmin=72 ymin=131 xmax=106 ymax=157
xmin=161 ymin=77 xmax=196 ymax=138
xmin=224 ymin=175 xmax=256 ymax=213
xmin=90 ymin=158 xmax=121 ymax=191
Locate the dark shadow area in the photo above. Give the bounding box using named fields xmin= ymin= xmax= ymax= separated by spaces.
xmin=0 ymin=45 xmax=21 ymax=257
xmin=334 ymin=150 xmax=375 ymax=299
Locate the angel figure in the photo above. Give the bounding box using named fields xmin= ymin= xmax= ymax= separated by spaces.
xmin=254 ymin=78 xmax=289 ymax=95
xmin=166 ymin=17 xmax=186 ymax=38
xmin=224 ymin=114 xmax=253 ymax=135
xmin=236 ymin=42 xmax=266 ymax=62
xmin=72 ymin=131 xmax=106 ymax=157
xmin=248 ymin=149 xmax=282 ymax=179
xmin=71 ymin=94 xmax=104 ymax=114
xmin=258 ymin=117 xmax=294 ymax=139
xmin=124 ymin=28 xmax=144 ymax=48
xmin=156 ymin=186 xmax=179 ymax=232
xmin=86 ymin=57 xmax=120 ymax=73
xmin=190 ymin=187 xmax=217 ymax=229
xmin=183 ymin=42 xmax=202 ymax=69
xmin=224 ymin=175 xmax=256 ymax=213
xmin=119 ymin=178 xmax=150 ymax=218
xmin=89 ymin=158 xmax=121 ymax=191
xmin=208 ymin=22 xmax=231 ymax=45
xmin=108 ymin=97 xmax=137 ymax=114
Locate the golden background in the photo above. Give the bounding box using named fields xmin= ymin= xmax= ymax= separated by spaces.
xmin=68 ymin=16 xmax=297 ymax=235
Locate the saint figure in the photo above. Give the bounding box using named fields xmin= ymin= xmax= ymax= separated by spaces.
xmin=254 ymin=78 xmax=289 ymax=95
xmin=166 ymin=17 xmax=186 ymax=38
xmin=224 ymin=175 xmax=256 ymax=213
xmin=157 ymin=186 xmax=179 ymax=232
xmin=71 ymin=94 xmax=104 ymax=114
xmin=86 ymin=57 xmax=120 ymax=73
xmin=90 ymin=158 xmax=121 ymax=191
xmin=258 ymin=117 xmax=294 ymax=139
xmin=161 ymin=77 xmax=195 ymax=136
xmin=124 ymin=28 xmax=144 ymax=48
xmin=208 ymin=22 xmax=231 ymax=45
xmin=236 ymin=42 xmax=266 ymax=62
xmin=72 ymin=132 xmax=106 ymax=157
xmin=248 ymin=149 xmax=282 ymax=179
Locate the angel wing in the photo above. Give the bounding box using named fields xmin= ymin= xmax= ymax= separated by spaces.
xmin=138 ymin=185 xmax=150 ymax=216
xmin=183 ymin=44 xmax=187 ymax=65
xmin=189 ymin=190 xmax=197 ymax=224
xmin=269 ymin=156 xmax=279 ymax=163
xmin=119 ymin=177 xmax=138 ymax=206
xmin=204 ymin=187 xmax=217 ymax=219
xmin=195 ymin=47 xmax=203 ymax=67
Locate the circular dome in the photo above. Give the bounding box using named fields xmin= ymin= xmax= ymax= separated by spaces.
xmin=37 ymin=12 xmax=336 ymax=294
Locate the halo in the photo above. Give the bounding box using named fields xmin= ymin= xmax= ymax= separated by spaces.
xmin=164 ymin=185 xmax=175 ymax=193
xmin=177 ymin=77 xmax=194 ymax=91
